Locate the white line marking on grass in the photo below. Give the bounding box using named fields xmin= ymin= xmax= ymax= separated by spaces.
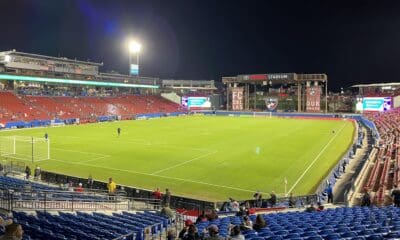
xmin=50 ymin=158 xmax=257 ymax=194
xmin=287 ymin=122 xmax=348 ymax=194
xmin=52 ymin=147 xmax=109 ymax=157
xmin=150 ymin=150 xmax=219 ymax=175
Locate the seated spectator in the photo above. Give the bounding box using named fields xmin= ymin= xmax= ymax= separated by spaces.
xmin=205 ymin=225 xmax=223 ymax=240
xmin=0 ymin=216 xmax=12 ymax=232
xmin=0 ymin=223 xmax=23 ymax=240
xmin=252 ymin=214 xmax=266 ymax=231
xmin=75 ymin=183 xmax=84 ymax=192
xmin=316 ymin=202 xmax=324 ymax=211
xmin=196 ymin=211 xmax=208 ymax=224
xmin=240 ymin=216 xmax=253 ymax=231
xmin=180 ymin=223 xmax=200 ymax=240
xmin=305 ymin=204 xmax=316 ymax=212
xmin=207 ymin=209 xmax=218 ymax=221
xmin=167 ymin=229 xmax=176 ymax=240
xmin=230 ymin=225 xmax=245 ymax=240
xmin=161 ymin=206 xmax=175 ymax=219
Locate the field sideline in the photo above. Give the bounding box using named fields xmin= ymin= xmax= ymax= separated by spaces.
xmin=0 ymin=116 xmax=355 ymax=201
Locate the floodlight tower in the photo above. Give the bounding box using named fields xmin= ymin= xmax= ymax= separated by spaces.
xmin=128 ymin=40 xmax=141 ymax=77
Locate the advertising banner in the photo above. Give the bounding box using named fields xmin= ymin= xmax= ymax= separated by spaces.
xmin=232 ymin=87 xmax=244 ymax=110
xmin=306 ymin=85 xmax=321 ymax=112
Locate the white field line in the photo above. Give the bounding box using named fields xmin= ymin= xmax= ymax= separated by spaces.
xmin=78 ymin=155 xmax=110 ymax=163
xmin=151 ymin=150 xmax=219 ymax=175
xmin=52 ymin=147 xmax=110 ymax=157
xmin=50 ymin=157 xmax=258 ymax=194
xmin=287 ymin=122 xmax=348 ymax=194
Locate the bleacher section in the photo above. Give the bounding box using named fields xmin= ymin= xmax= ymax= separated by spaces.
xmin=363 ymin=108 xmax=400 ymax=205
xmin=197 ymin=206 xmax=400 ymax=240
xmin=0 ymin=91 xmax=182 ymax=125
xmin=10 ymin=210 xmax=171 ymax=240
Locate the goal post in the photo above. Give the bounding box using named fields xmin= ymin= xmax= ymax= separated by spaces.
xmin=252 ymin=111 xmax=272 ymax=118
xmin=0 ymin=136 xmax=50 ymax=162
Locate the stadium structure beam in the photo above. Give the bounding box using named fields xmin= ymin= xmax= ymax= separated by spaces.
xmin=0 ymin=73 xmax=159 ymax=89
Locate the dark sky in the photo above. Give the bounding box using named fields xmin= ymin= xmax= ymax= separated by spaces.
xmin=0 ymin=0 xmax=399 ymax=91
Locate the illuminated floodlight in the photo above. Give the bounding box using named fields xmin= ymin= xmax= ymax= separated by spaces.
xmin=4 ymin=55 xmax=11 ymax=62
xmin=129 ymin=41 xmax=142 ymax=54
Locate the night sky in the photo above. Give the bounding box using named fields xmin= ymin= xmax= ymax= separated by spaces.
xmin=0 ymin=0 xmax=399 ymax=91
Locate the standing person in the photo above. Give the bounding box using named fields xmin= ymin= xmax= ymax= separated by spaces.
xmin=268 ymin=191 xmax=277 ymax=207
xmin=117 ymin=127 xmax=121 ymax=137
xmin=391 ymin=185 xmax=400 ymax=207
xmin=33 ymin=166 xmax=41 ymax=180
xmin=107 ymin=177 xmax=116 ymax=201
xmin=163 ymin=188 xmax=171 ymax=207
xmin=361 ymin=189 xmax=371 ymax=207
xmin=326 ymin=184 xmax=333 ymax=203
xmin=253 ymin=190 xmax=262 ymax=208
xmin=87 ymin=174 xmax=94 ymax=189
xmin=24 ymin=166 xmax=31 ymax=180
xmin=44 ymin=133 xmax=48 ymax=141
xmin=0 ymin=223 xmax=24 ymax=240
xmin=288 ymin=193 xmax=296 ymax=208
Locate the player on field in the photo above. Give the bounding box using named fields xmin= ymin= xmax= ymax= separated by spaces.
xmin=117 ymin=127 xmax=121 ymax=137
xmin=44 ymin=133 xmax=48 ymax=141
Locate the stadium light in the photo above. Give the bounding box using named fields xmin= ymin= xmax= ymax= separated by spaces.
xmin=127 ymin=40 xmax=142 ymax=76
xmin=4 ymin=55 xmax=11 ymax=62
xmin=129 ymin=41 xmax=141 ymax=54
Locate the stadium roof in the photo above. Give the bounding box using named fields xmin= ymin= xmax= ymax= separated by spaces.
xmin=0 ymin=49 xmax=103 ymax=66
xmin=351 ymin=83 xmax=400 ymax=88
xmin=0 ymin=73 xmax=159 ymax=89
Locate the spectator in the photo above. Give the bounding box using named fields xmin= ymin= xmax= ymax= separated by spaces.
xmin=33 ymin=166 xmax=41 ymax=180
xmin=391 ymin=185 xmax=400 ymax=207
xmin=87 ymin=174 xmax=93 ymax=189
xmin=230 ymin=225 xmax=245 ymax=240
xmin=316 ymin=202 xmax=324 ymax=211
xmin=179 ymin=220 xmax=200 ymax=240
xmin=152 ymin=187 xmax=162 ymax=200
xmin=196 ymin=211 xmax=208 ymax=224
xmin=107 ymin=177 xmax=116 ymax=200
xmin=0 ymin=216 xmax=13 ymax=232
xmin=24 ymin=166 xmax=31 ymax=180
xmin=0 ymin=223 xmax=23 ymax=240
xmin=252 ymin=214 xmax=266 ymax=231
xmin=305 ymin=204 xmax=316 ymax=212
xmin=253 ymin=190 xmax=262 ymax=207
xmin=240 ymin=216 xmax=252 ymax=231
xmin=161 ymin=206 xmax=175 ymax=219
xmin=75 ymin=183 xmax=84 ymax=192
xmin=268 ymin=191 xmax=277 ymax=207
xmin=288 ymin=193 xmax=296 ymax=208
xmin=163 ymin=188 xmax=171 ymax=207
xmin=326 ymin=184 xmax=333 ymax=203
xmin=207 ymin=209 xmax=218 ymax=221
xmin=167 ymin=229 xmax=176 ymax=240
xmin=205 ymin=225 xmax=223 ymax=240
xmin=228 ymin=198 xmax=239 ymax=212
xmin=361 ymin=189 xmax=371 ymax=207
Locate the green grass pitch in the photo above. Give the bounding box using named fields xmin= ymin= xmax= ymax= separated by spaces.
xmin=0 ymin=116 xmax=355 ymax=201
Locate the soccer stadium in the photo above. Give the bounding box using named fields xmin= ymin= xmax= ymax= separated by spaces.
xmin=1 ymin=1 xmax=400 ymax=240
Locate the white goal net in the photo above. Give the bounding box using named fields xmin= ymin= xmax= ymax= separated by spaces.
xmin=0 ymin=136 xmax=50 ymax=162
xmin=253 ymin=111 xmax=272 ymax=118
